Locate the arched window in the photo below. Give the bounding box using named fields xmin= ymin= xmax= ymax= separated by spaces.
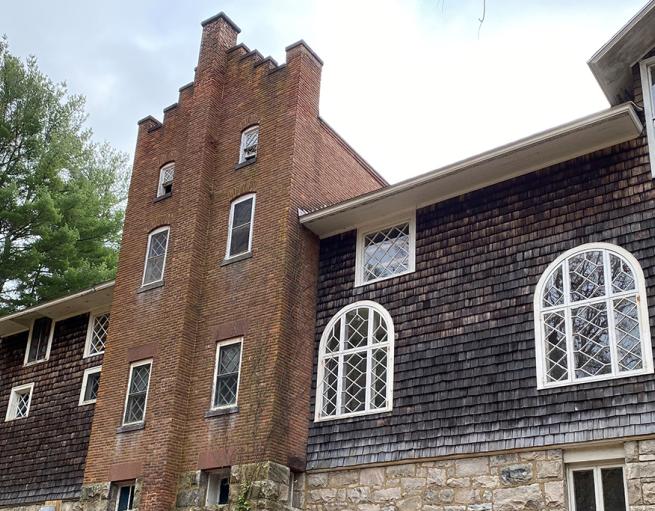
xmin=316 ymin=301 xmax=394 ymax=421
xmin=535 ymin=243 xmax=653 ymax=389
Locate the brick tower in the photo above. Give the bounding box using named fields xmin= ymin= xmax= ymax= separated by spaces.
xmin=79 ymin=13 xmax=385 ymax=511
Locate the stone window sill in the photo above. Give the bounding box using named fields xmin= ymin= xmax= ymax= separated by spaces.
xmin=221 ymin=252 xmax=252 ymax=266
xmin=205 ymin=406 xmax=239 ymax=419
xmin=137 ymin=280 xmax=164 ymax=293
xmin=235 ymin=158 xmax=256 ymax=170
xmin=116 ymin=422 xmax=145 ymax=434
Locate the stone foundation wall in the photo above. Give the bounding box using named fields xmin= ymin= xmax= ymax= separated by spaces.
xmin=625 ymin=440 xmax=655 ymax=511
xmin=305 ymin=450 xmax=567 ymax=511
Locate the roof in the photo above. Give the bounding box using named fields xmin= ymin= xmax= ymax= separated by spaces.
xmin=300 ymin=103 xmax=643 ymax=238
xmin=0 ymin=281 xmax=114 ymax=338
xmin=588 ymin=0 xmax=655 ymax=105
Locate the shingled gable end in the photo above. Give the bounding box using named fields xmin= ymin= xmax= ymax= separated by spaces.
xmin=3 ymin=3 xmax=655 ymax=511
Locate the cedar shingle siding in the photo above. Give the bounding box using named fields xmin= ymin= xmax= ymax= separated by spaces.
xmin=0 ymin=313 xmax=100 ymax=505
xmin=308 ymin=135 xmax=655 ymax=469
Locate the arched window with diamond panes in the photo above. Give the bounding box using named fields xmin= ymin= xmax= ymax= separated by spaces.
xmin=315 ymin=301 xmax=394 ymax=421
xmin=534 ymin=243 xmax=653 ymax=389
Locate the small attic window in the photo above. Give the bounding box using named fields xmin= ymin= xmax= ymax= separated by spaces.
xmin=157 ymin=162 xmax=175 ymax=197
xmin=239 ymin=125 xmax=259 ymax=163
xmin=639 ymin=58 xmax=655 ymax=177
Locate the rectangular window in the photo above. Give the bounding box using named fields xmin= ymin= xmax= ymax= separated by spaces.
xmin=122 ymin=360 xmax=152 ymax=425
xmin=24 ymin=317 xmax=54 ymax=365
xmin=226 ymin=195 xmax=255 ymax=259
xmin=79 ymin=366 xmax=102 ymax=405
xmin=85 ymin=312 xmax=110 ymax=357
xmin=142 ymin=227 xmax=169 ymax=286
xmin=568 ymin=465 xmax=627 ymax=511
xmin=640 ymin=58 xmax=655 ymax=178
xmin=205 ymin=470 xmax=230 ymax=506
xmin=116 ymin=484 xmax=135 ymax=511
xmin=5 ymin=383 xmax=34 ymax=421
xmin=355 ymin=215 xmax=416 ymax=286
xmin=157 ymin=162 xmax=175 ymax=197
xmin=239 ymin=125 xmax=259 ymax=163
xmin=212 ymin=339 xmax=242 ymax=409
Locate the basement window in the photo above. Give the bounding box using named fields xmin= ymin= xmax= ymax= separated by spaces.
xmin=205 ymin=470 xmax=230 ymax=506
xmin=5 ymin=383 xmax=34 ymax=421
xmin=122 ymin=360 xmax=152 ymax=425
xmin=640 ymin=58 xmax=655 ymax=177
xmin=79 ymin=366 xmax=102 ymax=405
xmin=115 ymin=483 xmax=136 ymax=511
xmin=568 ymin=464 xmax=627 ymax=511
xmin=85 ymin=312 xmax=110 ymax=357
xmin=157 ymin=162 xmax=175 ymax=197
xmin=24 ymin=317 xmax=55 ymax=365
xmin=239 ymin=125 xmax=259 ymax=163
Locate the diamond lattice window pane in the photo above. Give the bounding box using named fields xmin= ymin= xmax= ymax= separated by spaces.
xmin=543 ymin=265 xmax=565 ymax=307
xmin=321 ymin=357 xmax=339 ymax=416
xmin=229 ymin=224 xmax=250 ymax=257
xmin=370 ymin=348 xmax=388 ymax=409
xmin=543 ymin=311 xmax=569 ymax=382
xmin=345 ymin=308 xmax=369 ymax=350
xmin=241 ymin=127 xmax=259 ymax=160
xmin=160 ymin=164 xmax=174 ymax=185
xmin=89 ymin=314 xmax=109 ymax=354
xmin=569 ymin=251 xmax=605 ymax=302
xmin=572 ymin=302 xmax=611 ymax=378
xmin=218 ymin=344 xmax=241 ymax=374
xmin=215 ymin=374 xmax=238 ymax=407
xmin=15 ymin=392 xmax=30 ymax=418
xmin=149 ymin=231 xmax=168 ymax=257
xmin=125 ymin=394 xmax=146 ymax=423
xmin=325 ymin=322 xmax=340 ymax=353
xmin=84 ymin=372 xmax=101 ymax=402
xmin=363 ymin=223 xmax=410 ymax=282
xmin=613 ymin=296 xmax=643 ymax=372
xmin=372 ymin=311 xmax=388 ymax=344
xmin=341 ymin=352 xmax=367 ymax=414
xmin=610 ymin=254 xmax=636 ymax=293
xmin=130 ymin=365 xmax=151 ymax=394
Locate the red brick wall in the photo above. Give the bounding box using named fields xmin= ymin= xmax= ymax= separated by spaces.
xmin=83 ymin=13 xmax=384 ymax=510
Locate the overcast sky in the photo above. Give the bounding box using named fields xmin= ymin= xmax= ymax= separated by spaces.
xmin=3 ymin=0 xmax=647 ymax=183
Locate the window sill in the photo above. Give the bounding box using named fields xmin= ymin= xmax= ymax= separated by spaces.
xmin=537 ymin=367 xmax=655 ymax=390
xmin=137 ymin=280 xmax=164 ymax=293
xmin=235 ymin=158 xmax=256 ymax=170
xmin=354 ymin=268 xmax=415 ymax=288
xmin=23 ymin=359 xmax=48 ymax=367
xmin=221 ymin=252 xmax=252 ymax=266
xmin=205 ymin=406 xmax=239 ymax=419
xmin=116 ymin=422 xmax=145 ymax=434
xmin=314 ymin=407 xmax=393 ymax=423
xmin=154 ymin=191 xmax=172 ymax=202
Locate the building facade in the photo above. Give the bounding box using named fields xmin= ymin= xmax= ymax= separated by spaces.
xmin=3 ymin=3 xmax=655 ymax=511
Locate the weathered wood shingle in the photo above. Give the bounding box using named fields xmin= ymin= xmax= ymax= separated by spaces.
xmin=307 ymin=135 xmax=655 ymax=469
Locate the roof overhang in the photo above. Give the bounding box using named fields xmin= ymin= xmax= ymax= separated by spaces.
xmin=588 ymin=0 xmax=655 ymax=105
xmin=300 ymin=103 xmax=643 ymax=238
xmin=0 ymin=281 xmax=114 ymax=338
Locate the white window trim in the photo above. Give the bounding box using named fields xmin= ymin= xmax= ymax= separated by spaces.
xmin=5 ymin=382 xmax=35 ymax=421
xmin=238 ymin=125 xmax=259 ymax=163
xmin=205 ymin=469 xmax=231 ymax=506
xmin=79 ymin=366 xmax=102 ymax=406
xmin=534 ymin=242 xmax=654 ymax=390
xmin=122 ymin=359 xmax=153 ymax=426
xmin=23 ymin=317 xmax=55 ymax=366
xmin=639 ymin=56 xmax=655 ymax=178
xmin=157 ymin=162 xmax=175 ymax=197
xmin=567 ymin=462 xmax=628 ymax=511
xmin=141 ymin=226 xmax=170 ymax=287
xmin=84 ymin=310 xmax=110 ymax=358
xmin=210 ymin=337 xmax=243 ymax=410
xmin=115 ymin=482 xmax=136 ymax=511
xmin=315 ymin=300 xmax=395 ymax=422
xmin=225 ymin=194 xmax=256 ymax=260
xmin=354 ymin=213 xmax=417 ymax=287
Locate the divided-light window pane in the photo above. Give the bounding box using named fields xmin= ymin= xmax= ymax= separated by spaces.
xmin=27 ymin=317 xmax=52 ymax=363
xmin=124 ymin=363 xmax=151 ymax=424
xmin=570 ymin=466 xmax=627 ymax=511
xmin=362 ymin=222 xmax=411 ymax=283
xmin=158 ymin=163 xmax=175 ymax=196
xmin=213 ymin=342 xmax=241 ymax=408
xmin=239 ymin=126 xmax=259 ymax=162
xmin=88 ymin=313 xmax=110 ymax=355
xmin=227 ymin=197 xmax=254 ymax=258
xmin=143 ymin=228 xmax=169 ymax=285
xmin=84 ymin=371 xmax=101 ymax=402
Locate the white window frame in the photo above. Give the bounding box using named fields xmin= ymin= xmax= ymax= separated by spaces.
xmin=639 ymin=57 xmax=655 ymax=178
xmin=5 ymin=382 xmax=35 ymax=421
xmin=211 ymin=338 xmax=243 ymax=410
xmin=534 ymin=242 xmax=653 ymax=389
xmin=225 ymin=194 xmax=256 ymax=260
xmin=238 ymin=125 xmax=259 ymax=163
xmin=23 ymin=317 xmax=55 ymax=366
xmin=315 ymin=300 xmax=395 ymax=422
xmin=122 ymin=359 xmax=153 ymax=426
xmin=157 ymin=162 xmax=175 ymax=197
xmin=115 ymin=482 xmax=136 ymax=511
xmin=354 ymin=213 xmax=416 ymax=287
xmin=84 ymin=310 xmax=110 ymax=358
xmin=141 ymin=226 xmax=170 ymax=286
xmin=205 ymin=469 xmax=231 ymax=506
xmin=567 ymin=462 xmax=628 ymax=511
xmin=79 ymin=366 xmax=102 ymax=406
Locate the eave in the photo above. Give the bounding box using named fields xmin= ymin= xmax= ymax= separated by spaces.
xmin=588 ymin=0 xmax=655 ymax=105
xmin=300 ymin=103 xmax=643 ymax=238
xmin=0 ymin=281 xmax=114 ymax=338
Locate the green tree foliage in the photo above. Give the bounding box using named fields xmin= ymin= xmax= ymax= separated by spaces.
xmin=0 ymin=37 xmax=128 ymax=314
